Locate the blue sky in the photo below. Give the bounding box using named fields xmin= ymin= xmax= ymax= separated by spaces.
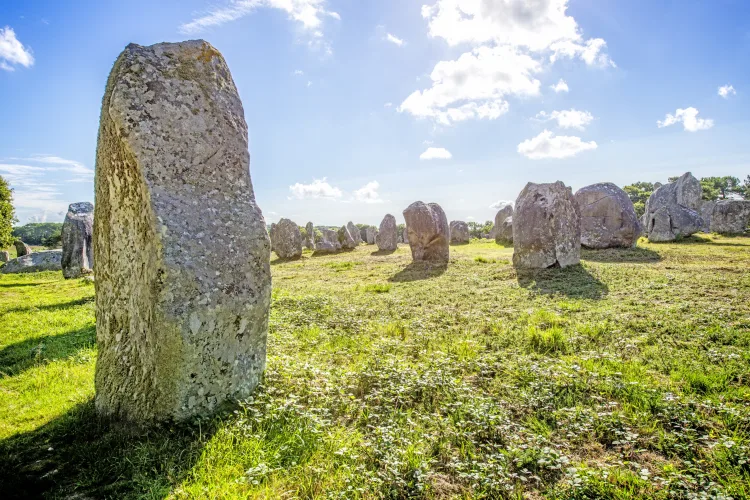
xmin=1 ymin=0 xmax=749 ymax=226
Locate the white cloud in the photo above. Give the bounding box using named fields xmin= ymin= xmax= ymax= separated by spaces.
xmin=517 ymin=130 xmax=597 ymax=159
xmin=293 ymin=69 xmax=304 ymax=76
xmin=657 ymin=107 xmax=714 ymax=132
xmin=0 ymin=26 xmax=34 ymax=71
xmin=550 ymin=78 xmax=569 ymax=93
xmin=384 ymin=102 xmax=393 ymax=108
xmin=718 ymin=84 xmax=736 ymax=99
xmin=179 ymin=0 xmax=340 ymax=50
xmin=353 ymin=181 xmax=383 ymax=204
xmin=386 ymin=33 xmax=404 ymax=46
xmin=489 ymin=200 xmax=513 ymax=210
xmin=419 ymin=147 xmax=453 ymax=160
xmin=536 ymin=109 xmax=593 ymax=130
xmin=289 ymin=178 xmax=343 ymax=200
xmin=549 ymin=38 xmax=615 ymax=67
xmin=399 ymin=45 xmax=541 ymax=125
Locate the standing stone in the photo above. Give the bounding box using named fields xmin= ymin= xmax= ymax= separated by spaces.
xmin=268 ymin=223 xmax=277 ymax=253
xmin=449 ymin=220 xmax=470 ymax=244
xmin=643 ymin=172 xmax=703 ymax=242
xmin=314 ymin=228 xmax=342 ymax=254
xmin=347 ymin=221 xmax=363 ymax=245
xmin=304 ymin=222 xmax=315 ymax=250
xmin=365 ymin=227 xmax=378 ymax=245
xmin=699 ymin=201 xmax=716 ymax=232
xmin=402 ymin=224 xmax=409 ymax=244
xmin=61 ymin=202 xmax=94 ymax=279
xmin=14 ymin=240 xmax=31 ymax=257
xmin=338 ymin=225 xmax=357 ymax=249
xmin=496 ymin=216 xmax=513 ymax=245
xmin=93 ymin=40 xmax=271 ymax=423
xmin=0 ymin=251 xmax=9 ymax=263
xmin=403 ymin=201 xmax=449 ymax=262
xmin=513 ymin=181 xmax=580 ymax=269
xmin=1 ymin=250 xmax=63 ymax=274
xmin=574 ymin=183 xmax=641 ymax=249
xmin=271 ymin=218 xmax=303 ymax=259
xmin=491 ymin=205 xmax=514 ymax=240
xmin=709 ymin=200 xmax=750 ymax=234
xmin=376 ymin=214 xmax=398 ymax=251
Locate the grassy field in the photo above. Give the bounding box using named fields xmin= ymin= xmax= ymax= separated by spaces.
xmin=1 ymin=236 xmax=749 ymax=499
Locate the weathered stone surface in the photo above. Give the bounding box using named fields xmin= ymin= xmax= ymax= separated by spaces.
xmin=403 ymin=201 xmax=449 ymax=262
xmin=62 ymin=202 xmax=94 ymax=279
xmin=93 ymin=40 xmax=271 ymax=423
xmin=574 ymin=183 xmax=640 ymax=249
xmin=269 ymin=223 xmax=277 ymax=252
xmin=513 ymin=181 xmax=580 ymax=269
xmin=709 ymin=200 xmax=750 ymax=234
xmin=491 ymin=205 xmax=513 ymax=240
xmin=304 ymin=222 xmax=315 ymax=250
xmin=314 ymin=228 xmax=341 ymax=254
xmin=376 ymin=214 xmax=398 ymax=251
xmin=700 ymin=201 xmax=716 ymax=232
xmin=338 ymin=225 xmax=357 ymax=249
xmin=402 ymin=224 xmax=409 ymax=244
xmin=643 ymin=172 xmax=703 ymax=242
xmin=1 ymin=250 xmax=62 ymax=274
xmin=0 ymin=251 xmax=9 ymax=263
xmin=14 ymin=240 xmax=31 ymax=257
xmin=347 ymin=222 xmax=363 ymax=245
xmin=271 ymin=218 xmax=302 ymax=259
xmin=496 ymin=216 xmax=513 ymax=245
xmin=365 ymin=227 xmax=378 ymax=245
xmin=449 ymin=220 xmax=470 ymax=244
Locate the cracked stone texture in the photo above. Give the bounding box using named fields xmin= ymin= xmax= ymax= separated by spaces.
xmin=347 ymin=221 xmax=363 ymax=245
xmin=338 ymin=225 xmax=357 ymax=249
xmin=449 ymin=220 xmax=470 ymax=244
xmin=93 ymin=40 xmax=271 ymax=423
xmin=709 ymin=200 xmax=750 ymax=234
xmin=644 ymin=172 xmax=703 ymax=242
xmin=376 ymin=214 xmax=398 ymax=251
xmin=513 ymin=181 xmax=581 ymax=269
xmin=62 ymin=202 xmax=95 ymax=279
xmin=271 ymin=218 xmax=302 ymax=259
xmin=14 ymin=241 xmax=31 ymax=257
xmin=403 ymin=201 xmax=449 ymax=262
xmin=574 ymin=183 xmax=640 ymax=249
xmin=314 ymin=228 xmax=342 ymax=254
xmin=1 ymin=250 xmax=62 ymax=274
xmin=490 ymin=205 xmax=513 ymax=240
xmin=304 ymin=222 xmax=315 ymax=250
xmin=0 ymin=251 xmax=8 ymax=263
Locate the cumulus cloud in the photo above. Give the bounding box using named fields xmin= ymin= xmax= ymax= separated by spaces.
xmin=718 ymin=84 xmax=736 ymax=99
xmin=657 ymin=107 xmax=714 ymax=132
xmin=536 ymin=109 xmax=593 ymax=130
xmin=399 ymin=45 xmax=540 ymax=125
xmin=517 ymin=130 xmax=597 ymax=159
xmin=550 ymin=78 xmax=569 ymax=93
xmin=419 ymin=147 xmax=453 ymax=160
xmin=289 ymin=178 xmax=343 ymax=200
xmin=386 ymin=33 xmax=404 ymax=46
xmin=0 ymin=26 xmax=34 ymax=71
xmin=353 ymin=181 xmax=383 ymax=203
xmin=489 ymin=200 xmax=513 ymax=210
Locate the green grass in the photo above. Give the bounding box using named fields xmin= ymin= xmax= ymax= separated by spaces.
xmin=1 ymin=236 xmax=750 ymax=498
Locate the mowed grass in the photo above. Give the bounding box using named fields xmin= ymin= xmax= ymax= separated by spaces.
xmin=1 ymin=235 xmax=750 ymax=498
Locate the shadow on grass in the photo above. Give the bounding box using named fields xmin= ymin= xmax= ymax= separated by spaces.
xmin=581 ymin=246 xmax=662 ymax=263
xmin=270 ymin=255 xmax=303 ymax=265
xmin=310 ymin=248 xmax=356 ymax=258
xmin=0 ymin=400 xmax=217 ymax=499
xmin=0 ymin=325 xmax=95 ymax=377
xmin=516 ymin=264 xmax=608 ymax=300
xmin=389 ymin=261 xmax=448 ymax=282
xmin=3 ymin=296 xmax=94 ymax=315
xmin=370 ymin=249 xmax=397 ymax=256
xmin=675 ymin=235 xmax=749 ymax=247
xmin=0 ymin=282 xmax=55 ymax=288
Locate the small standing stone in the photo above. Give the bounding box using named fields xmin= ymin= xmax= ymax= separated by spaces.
xmin=14 ymin=240 xmax=31 ymax=257
xmin=574 ymin=183 xmax=640 ymax=249
xmin=271 ymin=218 xmax=303 ymax=259
xmin=365 ymin=227 xmax=378 ymax=245
xmin=496 ymin=216 xmax=513 ymax=245
xmin=376 ymin=214 xmax=398 ymax=251
xmin=449 ymin=220 xmax=470 ymax=244
xmin=347 ymin=221 xmax=363 ymax=245
xmin=0 ymin=251 xmax=9 ymax=263
xmin=304 ymin=222 xmax=315 ymax=250
xmin=403 ymin=201 xmax=449 ymax=262
xmin=643 ymin=172 xmax=703 ymax=242
xmin=314 ymin=228 xmax=342 ymax=254
xmin=62 ymin=202 xmax=95 ymax=279
xmin=339 ymin=225 xmax=357 ymax=249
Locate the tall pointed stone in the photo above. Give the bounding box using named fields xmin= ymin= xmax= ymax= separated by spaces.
xmin=94 ymin=41 xmax=271 ymax=423
xmin=62 ymin=202 xmax=94 ymax=279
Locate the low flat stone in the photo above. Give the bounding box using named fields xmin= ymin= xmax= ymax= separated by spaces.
xmin=1 ymin=250 xmax=62 ymax=274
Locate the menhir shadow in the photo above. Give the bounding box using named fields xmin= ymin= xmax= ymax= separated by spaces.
xmin=516 ymin=264 xmax=608 ymax=300
xmin=0 ymin=325 xmax=95 ymax=378
xmin=581 ymin=246 xmax=661 ymax=263
xmin=389 ymin=261 xmax=448 ymax=283
xmin=370 ymin=249 xmax=397 ymax=257
xmin=0 ymin=399 xmax=219 ymax=499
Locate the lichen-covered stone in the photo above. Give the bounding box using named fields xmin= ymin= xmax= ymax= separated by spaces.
xmin=574 ymin=183 xmax=640 ymax=249
xmin=271 ymin=218 xmax=302 ymax=259
xmin=62 ymin=202 xmax=94 ymax=279
xmin=1 ymin=250 xmax=62 ymax=274
xmin=403 ymin=201 xmax=449 ymax=262
xmin=338 ymin=225 xmax=357 ymax=249
xmin=643 ymin=172 xmax=703 ymax=242
xmin=709 ymin=200 xmax=750 ymax=234
xmin=314 ymin=228 xmax=342 ymax=254
xmin=14 ymin=240 xmax=31 ymax=257
xmin=347 ymin=222 xmax=363 ymax=245
xmin=513 ymin=181 xmax=580 ymax=269
xmin=0 ymin=251 xmax=8 ymax=263
xmin=93 ymin=40 xmax=271 ymax=423
xmin=449 ymin=220 xmax=470 ymax=244
xmin=376 ymin=214 xmax=398 ymax=251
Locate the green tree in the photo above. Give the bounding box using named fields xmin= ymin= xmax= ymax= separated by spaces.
xmin=700 ymin=176 xmax=742 ymax=200
xmin=42 ymin=228 xmax=62 ymax=248
xmin=0 ymin=175 xmax=16 ymax=248
xmin=623 ymin=182 xmax=654 ymax=218
xmin=12 ymin=222 xmax=64 ymax=245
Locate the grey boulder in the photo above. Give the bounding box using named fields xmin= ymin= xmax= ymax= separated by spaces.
xmin=62 ymin=201 xmax=94 ymax=279
xmin=449 ymin=220 xmax=470 ymax=244
xmin=314 ymin=229 xmax=342 ymax=254
xmin=347 ymin=222 xmax=363 ymax=245
xmin=1 ymin=250 xmax=62 ymax=274
xmin=14 ymin=240 xmax=31 ymax=257
xmin=338 ymin=225 xmax=358 ymax=249
xmin=496 ymin=216 xmax=513 ymax=245
xmin=709 ymin=200 xmax=750 ymax=234
xmin=376 ymin=214 xmax=398 ymax=251
xmin=403 ymin=201 xmax=449 ymax=262
xmin=271 ymin=218 xmax=303 ymax=259
xmin=0 ymin=251 xmax=8 ymax=263
xmin=574 ymin=183 xmax=640 ymax=248
xmin=643 ymin=172 xmax=703 ymax=242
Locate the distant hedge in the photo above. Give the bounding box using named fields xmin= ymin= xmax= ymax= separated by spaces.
xmin=12 ymin=223 xmax=64 ymax=245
